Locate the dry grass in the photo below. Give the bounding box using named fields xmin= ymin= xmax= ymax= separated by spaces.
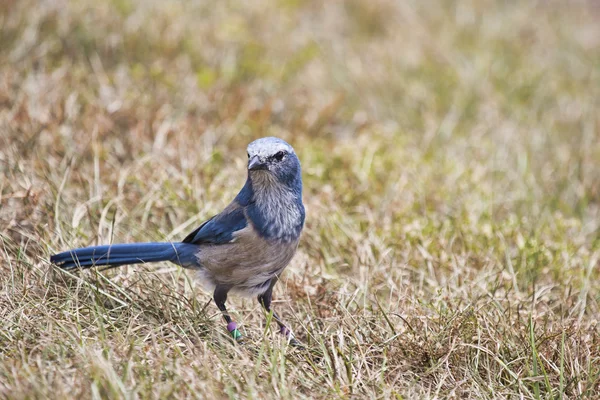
xmin=1 ymin=0 xmax=600 ymax=398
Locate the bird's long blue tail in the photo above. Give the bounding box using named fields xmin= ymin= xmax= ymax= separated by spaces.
xmin=50 ymin=242 xmax=199 ymax=270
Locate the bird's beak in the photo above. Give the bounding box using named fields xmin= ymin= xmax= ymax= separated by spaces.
xmin=248 ymin=155 xmax=267 ymax=171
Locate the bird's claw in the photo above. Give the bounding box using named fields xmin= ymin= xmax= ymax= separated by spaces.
xmin=287 ymin=336 xmax=304 ymax=348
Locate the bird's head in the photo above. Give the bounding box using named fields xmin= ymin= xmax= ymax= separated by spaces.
xmin=246 ymin=137 xmax=302 ymax=189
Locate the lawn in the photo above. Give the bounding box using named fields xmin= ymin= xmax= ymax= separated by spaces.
xmin=1 ymin=0 xmax=599 ymax=398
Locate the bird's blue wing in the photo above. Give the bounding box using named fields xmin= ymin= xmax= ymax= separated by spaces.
xmin=182 ymin=203 xmax=248 ymax=245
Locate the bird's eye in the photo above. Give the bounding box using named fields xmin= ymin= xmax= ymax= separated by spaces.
xmin=273 ymin=151 xmax=286 ymax=161
xmin=247 ymin=152 xmax=250 ymax=158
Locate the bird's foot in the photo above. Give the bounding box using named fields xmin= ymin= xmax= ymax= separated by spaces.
xmin=279 ymin=325 xmax=304 ymax=348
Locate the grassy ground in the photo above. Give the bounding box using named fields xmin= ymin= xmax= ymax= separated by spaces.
xmin=1 ymin=0 xmax=600 ymax=398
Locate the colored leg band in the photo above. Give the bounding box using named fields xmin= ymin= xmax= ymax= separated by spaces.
xmin=280 ymin=325 xmax=290 ymax=337
xmin=227 ymin=322 xmax=242 ymax=340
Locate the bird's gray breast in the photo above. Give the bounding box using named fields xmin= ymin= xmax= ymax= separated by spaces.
xmin=246 ymin=174 xmax=305 ymax=242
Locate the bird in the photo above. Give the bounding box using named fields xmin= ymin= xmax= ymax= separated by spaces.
xmin=50 ymin=137 xmax=305 ymax=345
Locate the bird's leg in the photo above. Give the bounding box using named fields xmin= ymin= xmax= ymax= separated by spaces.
xmin=258 ymin=278 xmax=302 ymax=347
xmin=214 ymin=285 xmax=242 ymax=342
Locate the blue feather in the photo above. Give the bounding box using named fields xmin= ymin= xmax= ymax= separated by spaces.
xmin=182 ymin=204 xmax=247 ymax=244
xmin=50 ymin=242 xmax=199 ymax=270
xmin=234 ymin=179 xmax=254 ymax=206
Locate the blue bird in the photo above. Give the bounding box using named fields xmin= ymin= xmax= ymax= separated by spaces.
xmin=51 ymin=137 xmax=305 ymax=345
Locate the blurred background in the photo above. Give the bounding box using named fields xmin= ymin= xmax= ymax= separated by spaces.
xmin=1 ymin=0 xmax=599 ymax=398
xmin=2 ymin=0 xmax=599 ymax=223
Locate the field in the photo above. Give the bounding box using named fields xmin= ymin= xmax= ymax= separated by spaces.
xmin=1 ymin=0 xmax=600 ymax=398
